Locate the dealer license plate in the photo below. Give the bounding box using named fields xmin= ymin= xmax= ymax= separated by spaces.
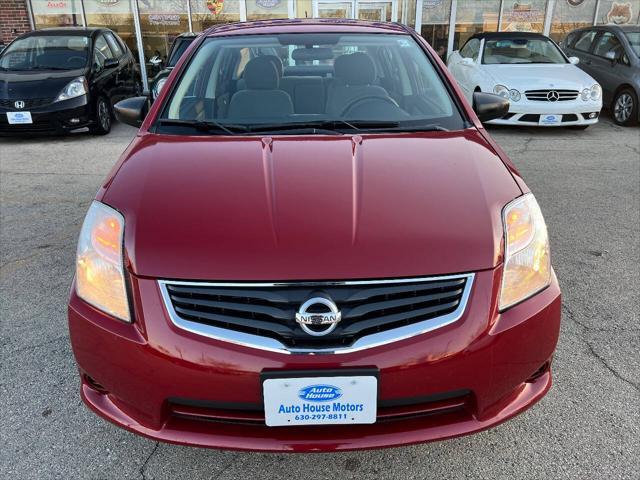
xmin=539 ymin=114 xmax=562 ymax=126
xmin=263 ymin=375 xmax=377 ymax=426
xmin=7 ymin=111 xmax=33 ymax=124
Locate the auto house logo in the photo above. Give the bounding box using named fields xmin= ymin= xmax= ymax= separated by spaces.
xmin=547 ymin=90 xmax=560 ymax=102
xmin=298 ymin=385 xmax=343 ymax=402
xmin=295 ymin=297 xmax=342 ymax=336
xmin=14 ymin=100 xmax=25 ymax=109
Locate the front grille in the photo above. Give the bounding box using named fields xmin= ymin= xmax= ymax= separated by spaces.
xmin=167 ymin=389 xmax=473 ymax=426
xmin=525 ymin=89 xmax=579 ymax=101
xmin=0 ymin=97 xmax=55 ymax=109
xmin=161 ymin=274 xmax=472 ymax=352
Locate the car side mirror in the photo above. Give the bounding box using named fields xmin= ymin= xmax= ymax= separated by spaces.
xmin=114 ymin=96 xmax=149 ymax=127
xmin=568 ymin=56 xmax=580 ymax=65
xmin=460 ymin=57 xmax=475 ymax=66
xmin=104 ymin=57 xmax=119 ymax=69
xmin=472 ymin=92 xmax=510 ymax=123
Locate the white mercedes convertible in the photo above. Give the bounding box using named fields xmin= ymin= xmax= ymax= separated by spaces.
xmin=448 ymin=32 xmax=602 ymax=128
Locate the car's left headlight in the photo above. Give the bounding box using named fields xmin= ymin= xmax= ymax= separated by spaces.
xmin=55 ymin=76 xmax=88 ymax=102
xmin=76 ymin=201 xmax=131 ymax=322
xmin=499 ymin=194 xmax=551 ymax=311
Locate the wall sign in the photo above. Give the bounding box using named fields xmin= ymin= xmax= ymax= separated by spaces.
xmin=256 ymin=0 xmax=281 ymax=9
xmin=148 ymin=14 xmax=181 ymax=25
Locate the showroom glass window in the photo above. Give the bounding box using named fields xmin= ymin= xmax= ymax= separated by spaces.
xmin=500 ymin=0 xmax=548 ymax=34
xmin=549 ymin=0 xmax=597 ymax=42
xmin=30 ymin=0 xmax=83 ymax=27
xmin=454 ymin=0 xmax=501 ymax=50
xmin=138 ymin=0 xmax=190 ymax=77
xmin=190 ymin=0 xmax=241 ymax=30
xmin=420 ymin=0 xmax=452 ymax=60
xmin=85 ymin=0 xmax=138 ymax=59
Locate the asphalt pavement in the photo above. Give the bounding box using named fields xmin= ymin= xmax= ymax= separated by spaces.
xmin=1 ymin=116 xmax=638 ymax=479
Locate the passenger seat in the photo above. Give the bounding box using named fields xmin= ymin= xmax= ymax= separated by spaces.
xmin=228 ymin=56 xmax=293 ymax=118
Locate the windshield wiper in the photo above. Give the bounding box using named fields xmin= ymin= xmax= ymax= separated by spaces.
xmin=157 ymin=118 xmax=249 ymax=135
xmin=242 ymin=120 xmax=400 ymax=134
xmin=29 ymin=66 xmax=72 ymax=71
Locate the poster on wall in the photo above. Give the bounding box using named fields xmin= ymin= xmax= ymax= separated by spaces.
xmin=502 ymin=2 xmax=546 ymax=32
xmin=207 ymin=0 xmax=225 ymax=15
xmin=606 ymin=2 xmax=634 ymax=24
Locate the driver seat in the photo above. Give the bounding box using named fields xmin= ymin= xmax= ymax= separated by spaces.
xmin=325 ymin=52 xmax=392 ymax=117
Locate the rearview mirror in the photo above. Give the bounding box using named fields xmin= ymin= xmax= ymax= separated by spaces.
xmin=472 ymin=92 xmax=510 ymax=123
xmin=114 ymin=96 xmax=149 ymax=127
xmin=568 ymin=56 xmax=580 ymax=65
xmin=104 ymin=57 xmax=119 ymax=69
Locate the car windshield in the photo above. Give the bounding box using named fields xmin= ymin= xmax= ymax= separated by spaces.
xmin=0 ymin=35 xmax=89 ymax=71
xmin=624 ymin=31 xmax=640 ymax=57
xmin=157 ymin=33 xmax=464 ymax=135
xmin=483 ymin=38 xmax=567 ymax=64
xmin=167 ymin=37 xmax=194 ymax=68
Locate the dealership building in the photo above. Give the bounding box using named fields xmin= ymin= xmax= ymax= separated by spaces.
xmin=2 ymin=0 xmax=639 ymax=90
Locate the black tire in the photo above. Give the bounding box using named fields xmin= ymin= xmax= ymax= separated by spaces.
xmin=612 ymin=88 xmax=638 ymax=126
xmin=90 ymin=96 xmax=112 ymax=135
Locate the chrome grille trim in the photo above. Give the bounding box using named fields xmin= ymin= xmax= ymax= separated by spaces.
xmin=525 ymin=89 xmax=579 ymax=101
xmin=158 ymin=273 xmax=475 ymax=355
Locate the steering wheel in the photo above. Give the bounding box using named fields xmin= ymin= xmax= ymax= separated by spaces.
xmin=340 ymin=95 xmax=401 ymax=117
xmin=66 ymin=56 xmax=85 ymax=66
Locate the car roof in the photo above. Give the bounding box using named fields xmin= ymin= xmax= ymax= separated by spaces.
xmin=468 ymin=31 xmax=550 ymax=42
xmin=19 ymin=27 xmax=108 ymax=38
xmin=571 ymin=24 xmax=640 ymax=34
xmin=204 ymin=18 xmax=408 ymax=37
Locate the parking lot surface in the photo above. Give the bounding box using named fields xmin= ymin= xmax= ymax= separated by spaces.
xmin=1 ymin=118 xmax=638 ymax=479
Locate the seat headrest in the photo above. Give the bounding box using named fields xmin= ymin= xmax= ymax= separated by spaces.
xmin=244 ymin=56 xmax=280 ymax=90
xmin=334 ymin=52 xmax=376 ymax=86
xmin=260 ymin=55 xmax=283 ymax=78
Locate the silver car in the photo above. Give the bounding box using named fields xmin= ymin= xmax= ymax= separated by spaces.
xmin=562 ymin=25 xmax=639 ymax=126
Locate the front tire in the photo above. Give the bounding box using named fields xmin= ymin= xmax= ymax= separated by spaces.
xmin=90 ymin=96 xmax=112 ymax=135
xmin=612 ymin=88 xmax=638 ymax=126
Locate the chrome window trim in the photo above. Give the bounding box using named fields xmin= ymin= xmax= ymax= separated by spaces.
xmin=158 ymin=273 xmax=475 ymax=355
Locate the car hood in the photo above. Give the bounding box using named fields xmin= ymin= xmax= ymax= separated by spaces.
xmin=481 ymin=63 xmax=597 ymax=90
xmin=101 ymin=130 xmax=521 ymax=281
xmin=0 ymin=68 xmax=85 ymax=100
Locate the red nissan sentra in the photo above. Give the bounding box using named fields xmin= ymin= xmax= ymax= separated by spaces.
xmin=68 ymin=19 xmax=561 ymax=452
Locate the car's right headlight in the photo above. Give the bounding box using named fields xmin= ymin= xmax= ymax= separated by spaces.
xmin=152 ymin=77 xmax=168 ymax=99
xmin=493 ymin=84 xmax=510 ymax=99
xmin=76 ymin=201 xmax=131 ymax=322
xmin=499 ymin=194 xmax=551 ymax=311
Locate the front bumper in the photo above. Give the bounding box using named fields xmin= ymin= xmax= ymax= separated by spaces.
xmin=488 ymin=98 xmax=602 ymax=126
xmin=0 ymin=95 xmax=93 ymax=136
xmin=68 ymin=268 xmax=561 ymax=452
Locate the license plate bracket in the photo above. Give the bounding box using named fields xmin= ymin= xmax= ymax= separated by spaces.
xmin=261 ymin=369 xmax=379 ymax=427
xmin=539 ymin=114 xmax=562 ymax=125
xmin=7 ymin=111 xmax=33 ymax=124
